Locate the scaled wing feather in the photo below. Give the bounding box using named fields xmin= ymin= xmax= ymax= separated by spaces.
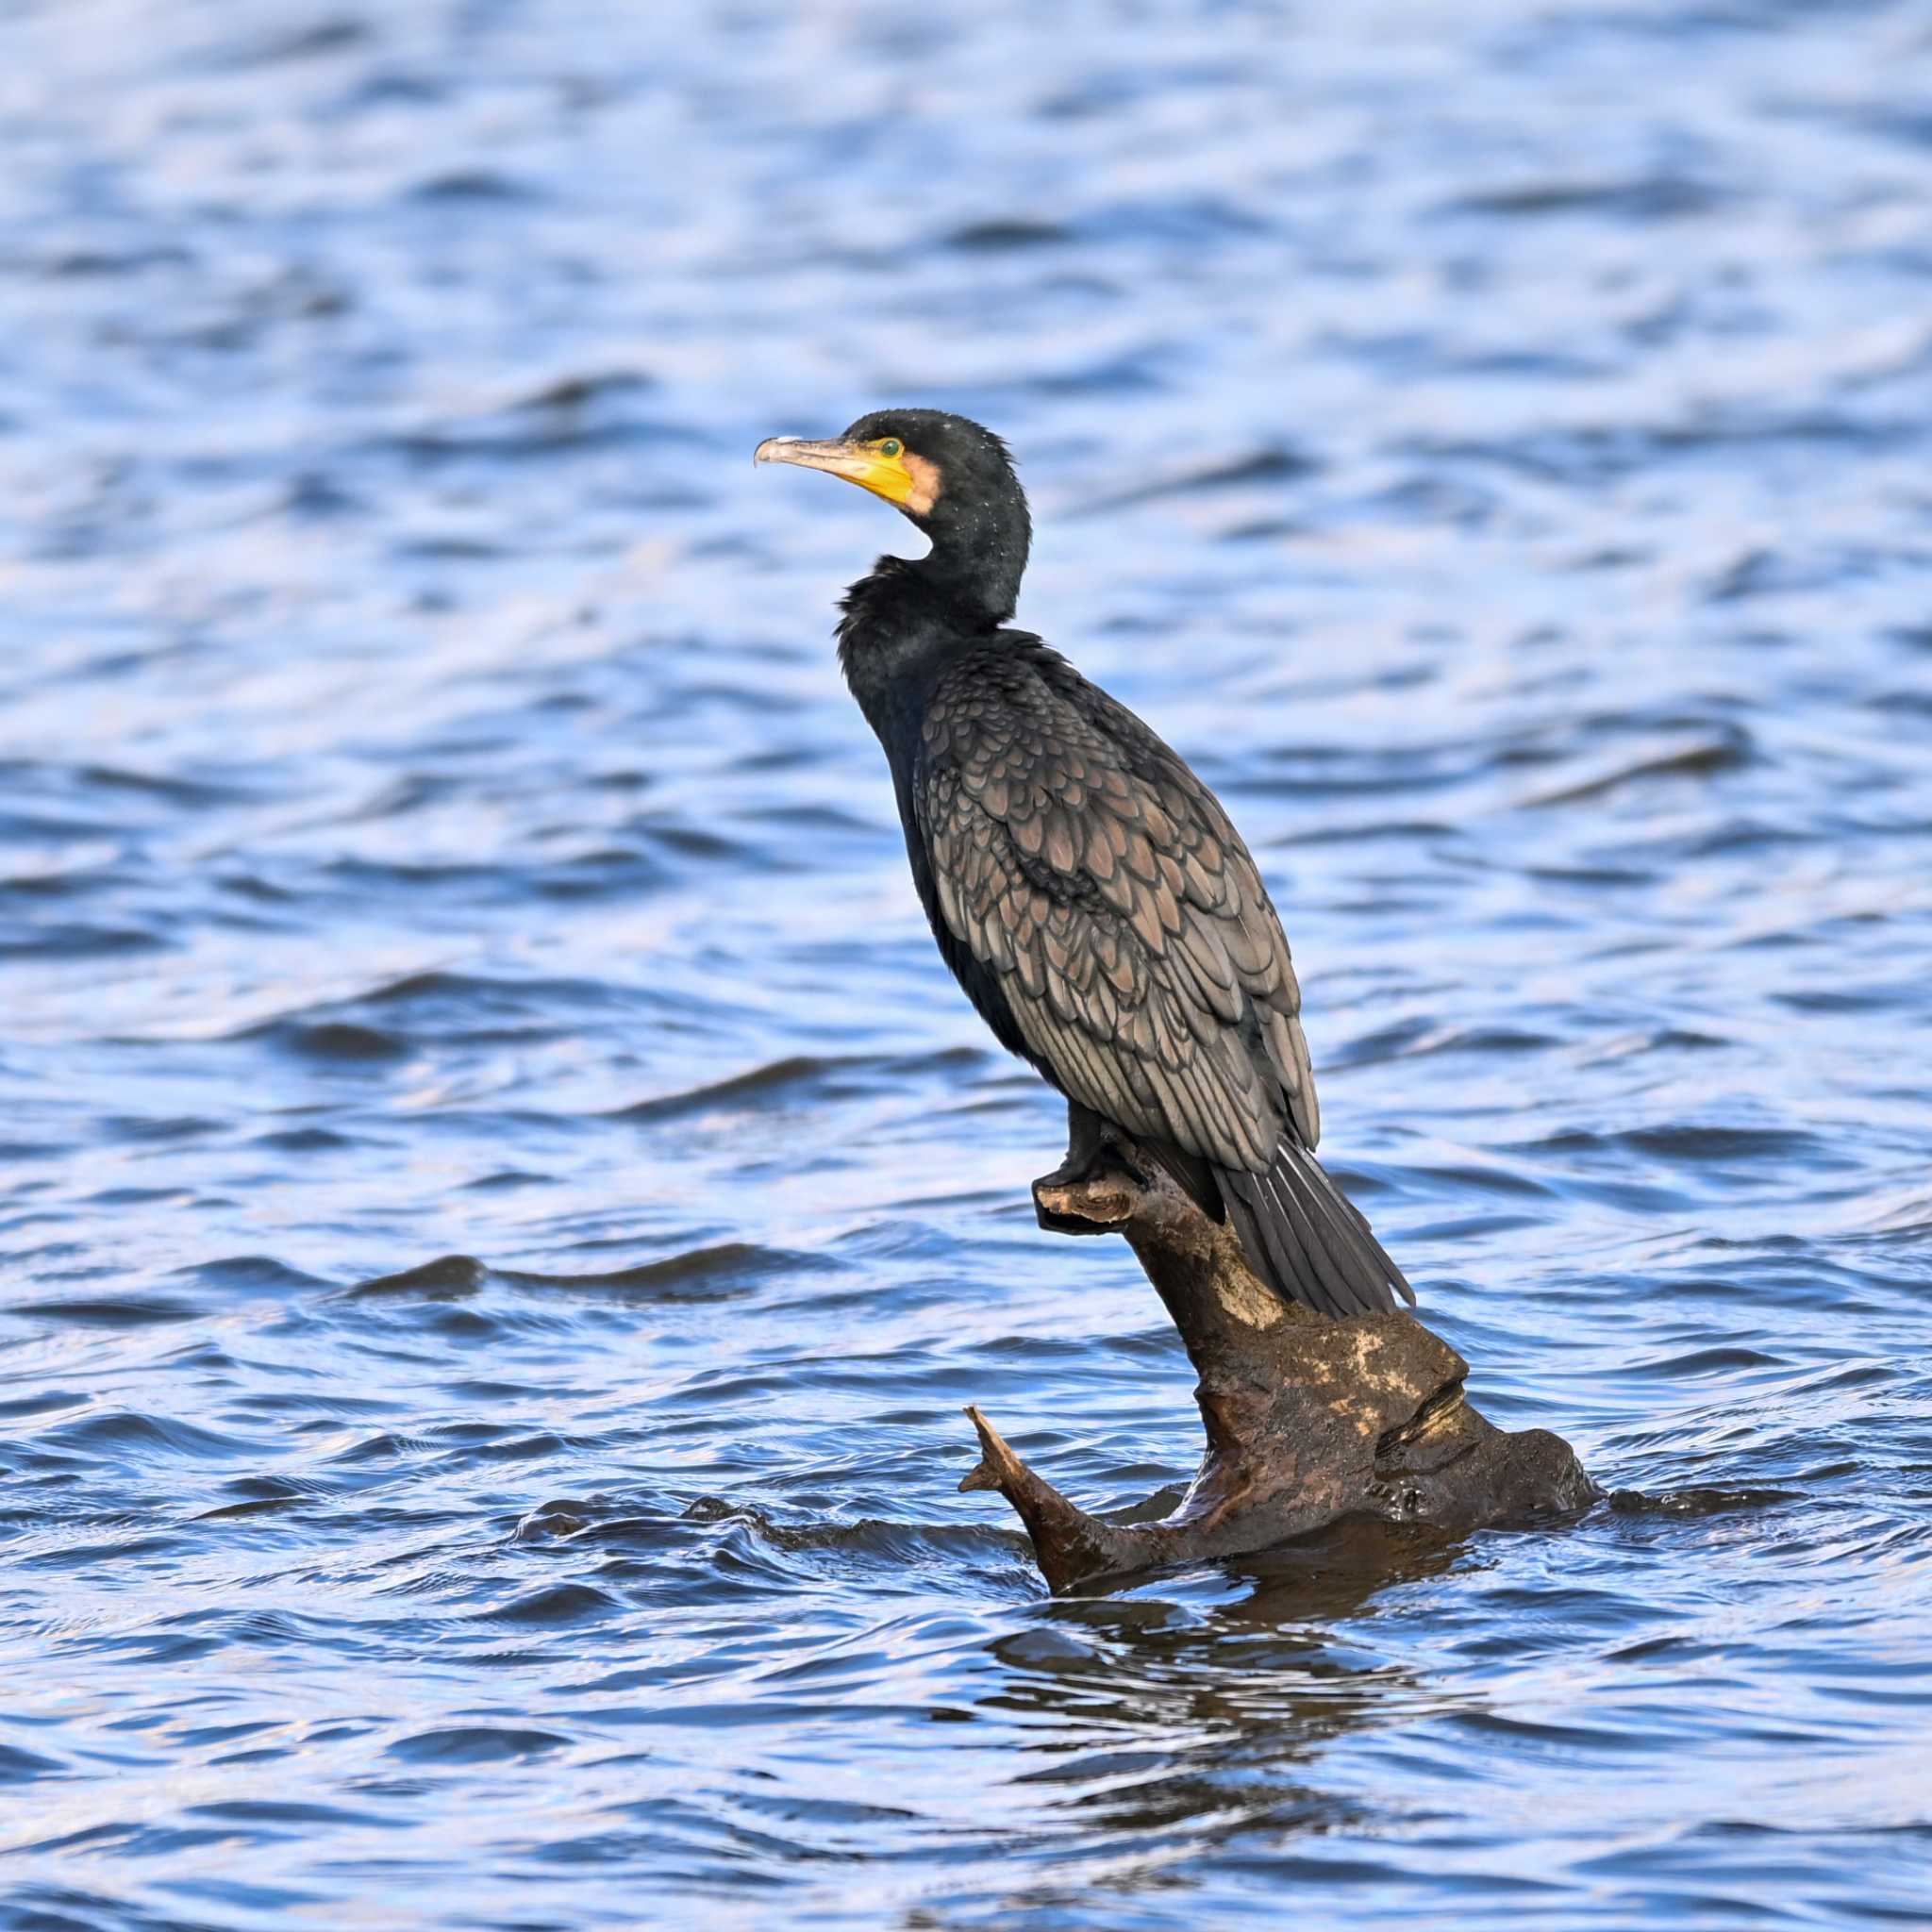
xmin=914 ymin=647 xmax=1321 ymax=1168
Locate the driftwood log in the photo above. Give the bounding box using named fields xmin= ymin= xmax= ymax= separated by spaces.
xmin=962 ymin=1113 xmax=1598 ymax=1591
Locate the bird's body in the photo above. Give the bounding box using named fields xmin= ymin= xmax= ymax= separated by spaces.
xmin=758 ymin=410 xmax=1412 ymax=1319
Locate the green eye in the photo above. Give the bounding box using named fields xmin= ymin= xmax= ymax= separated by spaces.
xmin=879 ymin=438 xmax=903 ymax=458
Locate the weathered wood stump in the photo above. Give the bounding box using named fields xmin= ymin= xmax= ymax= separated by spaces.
xmin=961 ymin=1117 xmax=1598 ymax=1591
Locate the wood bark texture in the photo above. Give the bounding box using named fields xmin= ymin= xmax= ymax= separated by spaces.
xmin=961 ymin=1121 xmax=1597 ymax=1592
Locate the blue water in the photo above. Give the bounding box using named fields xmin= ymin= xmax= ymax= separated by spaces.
xmin=2 ymin=3 xmax=1930 ymax=1927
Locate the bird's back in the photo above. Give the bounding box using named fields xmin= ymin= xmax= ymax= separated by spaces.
xmin=903 ymin=634 xmax=1320 ymax=1173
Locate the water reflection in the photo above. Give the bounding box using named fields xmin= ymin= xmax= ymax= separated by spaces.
xmin=985 ymin=1527 xmax=1463 ymax=1854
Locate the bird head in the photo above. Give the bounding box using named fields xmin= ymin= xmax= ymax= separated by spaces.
xmin=756 ymin=408 xmax=1031 ymax=624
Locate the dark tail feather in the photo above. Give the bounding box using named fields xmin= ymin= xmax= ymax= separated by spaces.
xmin=1216 ymin=1141 xmax=1414 ymax=1319
xmin=1137 ymin=1135 xmax=1219 ymax=1216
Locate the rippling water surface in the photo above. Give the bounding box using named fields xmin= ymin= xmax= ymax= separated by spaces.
xmin=3 ymin=3 xmax=1931 ymax=1926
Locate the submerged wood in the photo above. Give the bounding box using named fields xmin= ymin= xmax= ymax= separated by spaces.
xmin=961 ymin=1116 xmax=1598 ymax=1592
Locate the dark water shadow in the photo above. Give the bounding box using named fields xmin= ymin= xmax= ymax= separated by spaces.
xmin=967 ymin=1523 xmax=1469 ymax=1848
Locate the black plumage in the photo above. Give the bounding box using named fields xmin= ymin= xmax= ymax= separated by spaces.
xmin=756 ymin=408 xmax=1413 ymax=1319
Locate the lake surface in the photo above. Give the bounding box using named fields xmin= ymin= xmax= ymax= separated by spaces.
xmin=3 ymin=3 xmax=1930 ymax=1926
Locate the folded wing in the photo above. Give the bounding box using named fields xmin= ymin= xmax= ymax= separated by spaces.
xmin=914 ymin=647 xmax=1319 ymax=1174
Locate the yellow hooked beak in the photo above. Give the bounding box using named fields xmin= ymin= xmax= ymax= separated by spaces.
xmin=754 ymin=434 xmax=917 ymax=508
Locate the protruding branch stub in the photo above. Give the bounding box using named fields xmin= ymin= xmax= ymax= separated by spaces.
xmin=958 ymin=1405 xmax=1145 ymax=1593
xmin=963 ymin=1117 xmax=1597 ymax=1592
xmin=1033 ymin=1165 xmax=1138 ymax=1238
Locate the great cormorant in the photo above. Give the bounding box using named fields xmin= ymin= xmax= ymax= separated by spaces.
xmin=756 ymin=409 xmax=1412 ymax=1318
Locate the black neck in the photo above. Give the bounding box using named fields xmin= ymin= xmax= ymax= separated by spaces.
xmin=912 ymin=505 xmax=1029 ymax=628
xmin=835 ymin=505 xmax=1030 ymax=726
xmin=835 ymin=559 xmax=945 ymax=731
xmin=840 ymin=560 xmax=1008 ymax=741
